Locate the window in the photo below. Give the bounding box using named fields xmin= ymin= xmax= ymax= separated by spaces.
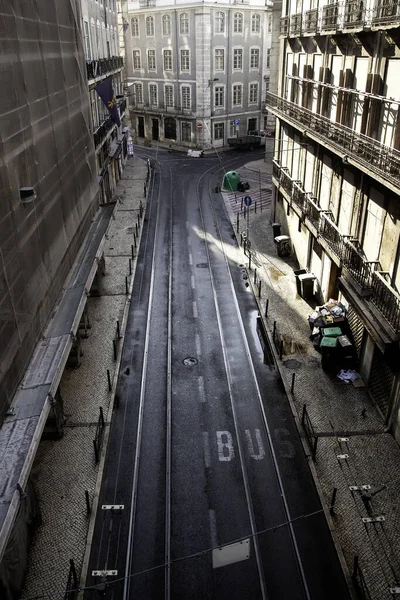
xmin=131 ymin=17 xmax=139 ymax=37
xmin=164 ymin=49 xmax=172 ymax=70
xmin=214 ymin=122 xmax=224 ymax=140
xmin=165 ymin=85 xmax=174 ymax=107
xmin=84 ymin=21 xmax=91 ymax=60
xmin=180 ymin=13 xmax=189 ymax=34
xmin=215 ymin=11 xmax=225 ymax=33
xmin=148 ymin=49 xmax=156 ymax=70
xmin=251 ymin=13 xmax=261 ymax=33
xmin=250 ymin=49 xmax=259 ymax=69
xmin=133 ymin=50 xmax=141 ymax=69
xmin=146 ymin=16 xmax=154 ymax=36
xmin=249 ymin=83 xmax=258 ymax=103
xmin=229 ymin=120 xmax=236 ymax=137
xmin=182 ymin=122 xmax=191 ymax=142
xmin=233 ymin=49 xmax=242 ymax=70
xmin=135 ymin=83 xmax=143 ymax=104
xmin=233 ymin=84 xmax=242 ymax=105
xmin=215 ymin=49 xmax=224 ymax=71
xmin=162 ymin=14 xmax=171 ymax=35
xmin=149 ymin=84 xmax=158 ymax=105
xmin=181 ymin=49 xmax=190 ymax=71
xmin=233 ymin=13 xmax=243 ymax=33
xmin=182 ymin=86 xmax=191 ymax=109
xmin=266 ymin=49 xmax=271 ymax=68
xmin=215 ymin=86 xmax=224 ymax=107
xmin=268 ymin=14 xmax=272 ymax=32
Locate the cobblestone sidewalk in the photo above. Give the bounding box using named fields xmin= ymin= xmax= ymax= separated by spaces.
xmin=224 ymin=158 xmax=400 ymax=600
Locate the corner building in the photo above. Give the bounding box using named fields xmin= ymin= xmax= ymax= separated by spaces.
xmin=268 ymin=0 xmax=400 ymax=438
xmin=126 ymin=0 xmax=272 ymax=148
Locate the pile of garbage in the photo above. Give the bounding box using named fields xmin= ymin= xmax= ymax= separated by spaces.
xmin=308 ymin=298 xmax=346 ymax=333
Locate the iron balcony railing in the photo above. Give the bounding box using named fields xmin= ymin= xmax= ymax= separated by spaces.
xmin=321 ymin=2 xmax=340 ymax=30
xmin=273 ymin=160 xmax=400 ymax=334
xmin=290 ymin=13 xmax=302 ymax=35
xmin=280 ymin=16 xmax=289 ymax=36
xmin=94 ymin=116 xmax=115 ymax=148
xmin=371 ymin=0 xmax=400 ymax=27
xmin=139 ymin=0 xmax=155 ymax=6
xmin=86 ymin=56 xmax=124 ymax=80
xmin=266 ymin=91 xmax=400 ymax=193
xmin=118 ymin=98 xmax=127 ymax=115
xmin=343 ymin=0 xmax=366 ymax=29
xmin=304 ymin=8 xmax=318 ymax=33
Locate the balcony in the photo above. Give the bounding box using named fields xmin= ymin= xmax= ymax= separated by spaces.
xmin=86 ymin=56 xmax=124 ymax=80
xmin=130 ymin=101 xmax=195 ymax=117
xmin=304 ymin=9 xmax=318 ymax=34
xmin=320 ymin=2 xmax=339 ymax=31
xmin=139 ymin=0 xmax=155 ymax=6
xmin=273 ymin=160 xmax=400 ymax=337
xmin=94 ymin=116 xmax=115 ymax=148
xmin=280 ymin=16 xmax=290 ymax=36
xmin=343 ymin=0 xmax=366 ymax=30
xmin=371 ymin=0 xmax=400 ymax=28
xmin=265 ymin=91 xmax=400 ymax=195
xmin=290 ymin=13 xmax=302 ymax=36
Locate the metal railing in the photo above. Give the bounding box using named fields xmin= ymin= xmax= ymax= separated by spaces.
xmin=139 ymin=0 xmax=155 ymax=6
xmin=290 ymin=12 xmax=302 ymax=35
xmin=280 ymin=16 xmax=289 ymax=35
xmin=94 ymin=116 xmax=115 ymax=148
xmin=86 ymin=56 xmax=123 ymax=80
xmin=304 ymin=8 xmax=318 ymax=33
xmin=343 ymin=0 xmax=366 ymax=29
xmin=265 ymin=91 xmax=400 ymax=192
xmin=273 ymin=159 xmax=400 ymax=334
xmin=320 ymin=2 xmax=340 ymax=30
xmin=372 ymin=0 xmax=400 ymax=27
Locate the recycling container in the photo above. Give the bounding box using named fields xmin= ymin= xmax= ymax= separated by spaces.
xmin=297 ymin=273 xmax=316 ymax=299
xmin=274 ymin=235 xmax=291 ymax=257
xmin=322 ymin=327 xmax=342 ymax=338
xmin=294 ymin=269 xmax=307 ymax=296
xmin=272 ymin=223 xmax=281 ymax=237
xmin=222 ymin=171 xmax=240 ymax=191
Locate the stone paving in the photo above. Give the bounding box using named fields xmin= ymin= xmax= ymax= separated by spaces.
xmin=20 ymin=150 xmax=400 ymax=600
xmin=20 ymin=156 xmax=148 ymax=599
xmin=225 ymin=157 xmax=400 ymax=600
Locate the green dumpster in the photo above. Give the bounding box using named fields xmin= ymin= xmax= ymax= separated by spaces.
xmin=320 ymin=336 xmax=338 ymax=371
xmin=223 ymin=171 xmax=240 ymax=191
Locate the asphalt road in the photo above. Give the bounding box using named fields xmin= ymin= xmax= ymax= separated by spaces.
xmin=84 ymin=148 xmax=351 ymax=600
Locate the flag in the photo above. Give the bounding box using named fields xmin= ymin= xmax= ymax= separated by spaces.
xmin=95 ymin=76 xmax=121 ymax=126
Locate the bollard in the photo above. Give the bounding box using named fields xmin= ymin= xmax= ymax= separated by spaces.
xmin=273 ymin=320 xmax=276 ymax=340
xmin=135 ymin=222 xmax=138 ymax=236
xmin=131 ymin=244 xmax=134 ymax=259
xmin=236 ymin=213 xmax=239 ymax=234
xmin=241 ymin=198 xmax=243 ymax=211
xmin=137 ymin=213 xmax=140 ymax=225
xmin=279 ymin=339 xmax=283 ymax=360
xmin=248 ymin=254 xmax=251 ymax=270
xmin=291 ymin=372 xmax=295 ymax=394
xmin=265 ymin=299 xmax=269 ymax=317
xmin=254 ymin=269 xmax=257 ymax=284
xmin=240 ymin=233 xmax=243 ymax=246
xmin=85 ymin=490 xmax=91 ymax=515
xmin=143 ymin=182 xmax=147 ymax=197
xmin=129 ymin=258 xmax=132 ymax=275
xmin=258 ymin=280 xmax=261 ymax=298
xmin=107 ymin=369 xmax=112 ymax=392
xmin=93 ymin=439 xmax=99 ymax=463
xmin=125 ymin=276 xmax=129 ymax=295
xmin=330 ymin=487 xmax=338 ymax=515
xmin=134 ymin=233 xmax=137 ymax=248
xmin=113 ymin=339 xmax=117 ymax=360
xmin=116 ymin=320 xmax=121 ymax=340
xmin=99 ymin=406 xmax=105 ymax=428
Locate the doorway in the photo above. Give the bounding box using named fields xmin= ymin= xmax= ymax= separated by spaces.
xmin=152 ymin=118 xmax=159 ymax=141
xmin=164 ymin=117 xmax=176 ymax=140
xmin=248 ymin=118 xmax=257 ymax=132
xmin=137 ymin=116 xmax=144 ymax=138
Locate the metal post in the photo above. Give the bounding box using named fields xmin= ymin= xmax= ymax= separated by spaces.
xmin=246 ymin=202 xmax=250 ymax=241
xmin=259 ymin=170 xmax=262 ymax=213
xmin=291 ymin=372 xmax=295 ymax=393
xmin=330 ymin=487 xmax=337 ymax=515
xmin=129 ymin=258 xmax=132 ymax=275
xmin=254 ymin=269 xmax=257 ymax=284
xmin=241 ymin=197 xmax=243 ymax=211
xmin=85 ymin=490 xmax=91 ymax=515
xmin=248 ymin=254 xmax=251 ymax=270
xmin=93 ymin=439 xmax=99 ymax=463
xmin=265 ymin=299 xmax=269 ymax=317
xmin=236 ymin=212 xmax=239 ymax=234
xmin=135 ymin=222 xmax=138 ymax=236
xmin=134 ymin=233 xmax=137 ymax=248
xmin=113 ymin=339 xmax=117 ymax=360
xmin=99 ymin=407 xmax=105 ymax=428
xmin=125 ymin=277 xmax=129 ymax=295
xmin=279 ymin=339 xmax=283 ymax=360
xmin=137 ymin=213 xmax=140 ymax=225
xmin=107 ymin=369 xmax=112 ymax=392
xmin=302 ymin=403 xmax=307 ymax=427
xmin=273 ymin=320 xmax=276 ymax=340
xmin=240 ymin=233 xmax=243 ymax=246
xmin=116 ymin=320 xmax=121 ymax=340
xmin=258 ymin=280 xmax=261 ymax=298
xmin=131 ymin=244 xmax=134 ymax=259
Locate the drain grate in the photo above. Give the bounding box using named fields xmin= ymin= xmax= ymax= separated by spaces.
xmin=183 ymin=357 xmax=198 ymax=366
xmin=196 ymin=263 xmax=208 ymax=268
xmin=283 ymin=359 xmax=302 ymax=370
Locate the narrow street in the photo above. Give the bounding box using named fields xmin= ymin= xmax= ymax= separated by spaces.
xmin=84 ymin=148 xmax=350 ymax=599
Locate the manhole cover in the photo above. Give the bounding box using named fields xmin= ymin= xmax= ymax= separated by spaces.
xmin=183 ymin=357 xmax=198 ymax=366
xmin=283 ymin=359 xmax=302 ymax=370
xmin=196 ymin=263 xmax=208 ymax=268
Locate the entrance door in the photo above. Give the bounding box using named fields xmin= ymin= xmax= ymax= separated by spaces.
xmin=138 ymin=116 xmax=144 ymax=138
xmin=248 ymin=117 xmax=257 ymax=132
xmin=152 ymin=118 xmax=159 ymax=141
xmin=164 ymin=117 xmax=176 ymax=140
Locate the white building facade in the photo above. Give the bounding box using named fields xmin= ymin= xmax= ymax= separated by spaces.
xmin=126 ymin=0 xmax=273 ymax=148
xmin=269 ymin=0 xmax=400 ymax=439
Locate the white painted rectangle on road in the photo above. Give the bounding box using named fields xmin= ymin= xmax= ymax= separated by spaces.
xmin=212 ymin=539 xmax=250 ymax=569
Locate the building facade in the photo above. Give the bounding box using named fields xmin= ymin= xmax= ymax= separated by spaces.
xmin=269 ymin=0 xmax=400 ymax=439
xmin=125 ymin=0 xmax=272 ymax=148
xmin=82 ymin=0 xmax=129 ymax=201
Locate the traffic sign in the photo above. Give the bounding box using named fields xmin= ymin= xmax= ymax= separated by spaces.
xmin=234 ymin=119 xmax=240 ymax=125
xmin=244 ymin=195 xmax=252 ymax=206
xmin=197 ymin=123 xmax=203 ymax=129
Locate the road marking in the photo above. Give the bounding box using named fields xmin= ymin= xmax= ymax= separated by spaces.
xmin=193 ymin=301 xmax=198 ymax=318
xmin=195 ymin=332 xmax=201 ymax=356
xmin=198 ymin=375 xmax=206 ymax=403
xmin=216 ymin=431 xmax=235 ymax=461
xmin=209 ymin=509 xmax=218 ymax=547
xmin=203 ymin=431 xmax=211 ymax=468
xmin=191 ymin=275 xmax=195 ymax=289
xmin=245 ymin=429 xmax=265 ymax=460
xmin=189 ymin=252 xmax=193 ymax=266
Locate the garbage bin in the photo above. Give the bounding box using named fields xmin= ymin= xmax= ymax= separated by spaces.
xmin=274 ymin=235 xmax=291 ymax=257
xmin=322 ymin=326 xmax=342 ymax=338
xmin=338 ymin=335 xmax=356 ymax=368
xmin=223 ymin=171 xmax=240 ymax=191
xmin=297 ymin=273 xmax=316 ymax=299
xmin=272 ymin=222 xmax=281 ymax=237
xmin=320 ymin=336 xmax=338 ymax=371
xmin=294 ymin=269 xmax=307 ymax=296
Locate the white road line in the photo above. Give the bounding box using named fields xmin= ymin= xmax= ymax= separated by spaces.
xmin=195 ymin=332 xmax=201 ymax=356
xmin=189 ymin=252 xmax=193 ymax=266
xmin=198 ymin=375 xmax=206 ymax=403
xmin=209 ymin=509 xmax=218 ymax=548
xmin=191 ymin=275 xmax=195 ymax=289
xmin=203 ymin=431 xmax=211 ymax=468
xmin=193 ymin=300 xmax=198 ymax=318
